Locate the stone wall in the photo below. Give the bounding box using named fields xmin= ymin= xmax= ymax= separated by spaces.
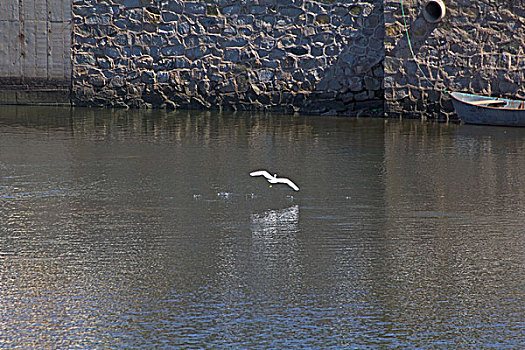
xmin=4 ymin=0 xmax=525 ymax=119
xmin=71 ymin=0 xmax=384 ymax=116
xmin=384 ymin=0 xmax=525 ymax=119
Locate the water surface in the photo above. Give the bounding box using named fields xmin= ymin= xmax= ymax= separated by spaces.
xmin=0 ymin=106 xmax=523 ymax=348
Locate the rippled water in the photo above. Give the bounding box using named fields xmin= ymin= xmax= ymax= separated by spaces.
xmin=0 ymin=106 xmax=523 ymax=348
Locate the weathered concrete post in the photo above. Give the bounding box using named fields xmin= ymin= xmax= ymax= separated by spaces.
xmin=0 ymin=0 xmax=72 ymax=105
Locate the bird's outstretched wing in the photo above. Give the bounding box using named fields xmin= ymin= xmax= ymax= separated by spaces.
xmin=250 ymin=170 xmax=274 ymax=180
xmin=273 ymin=178 xmax=300 ymax=191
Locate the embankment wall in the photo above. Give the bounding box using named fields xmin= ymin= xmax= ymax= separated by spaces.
xmin=2 ymin=0 xmax=525 ymax=120
xmin=70 ymin=0 xmax=384 ymax=116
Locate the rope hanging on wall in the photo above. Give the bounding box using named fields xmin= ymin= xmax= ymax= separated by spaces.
xmin=399 ymin=0 xmax=448 ymax=94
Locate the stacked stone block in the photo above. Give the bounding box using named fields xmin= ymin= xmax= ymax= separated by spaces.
xmin=72 ymin=0 xmax=385 ymax=115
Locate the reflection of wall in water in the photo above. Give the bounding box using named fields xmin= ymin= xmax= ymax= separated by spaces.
xmin=381 ymin=121 xmax=525 ymax=327
xmin=383 ymin=121 xmax=525 ymax=215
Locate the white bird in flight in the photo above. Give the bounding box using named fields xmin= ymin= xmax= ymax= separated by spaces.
xmin=250 ymin=170 xmax=300 ymax=191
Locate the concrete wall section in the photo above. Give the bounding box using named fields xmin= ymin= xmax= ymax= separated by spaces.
xmin=0 ymin=21 xmax=19 ymax=76
xmin=384 ymin=0 xmax=525 ymax=119
xmin=71 ymin=0 xmax=385 ymax=115
xmin=0 ymin=0 xmax=71 ymax=105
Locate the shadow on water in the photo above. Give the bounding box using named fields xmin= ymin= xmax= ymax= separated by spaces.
xmin=0 ymin=105 xmax=524 ymax=348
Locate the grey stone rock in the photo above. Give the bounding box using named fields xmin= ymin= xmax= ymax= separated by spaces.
xmin=186 ymin=46 xmax=209 ymax=60
xmin=224 ymin=38 xmax=248 ymax=48
xmin=268 ymin=48 xmax=285 ymax=60
xmin=225 ymin=49 xmax=240 ymax=62
xmin=279 ymin=6 xmax=303 ymax=18
xmin=174 ymin=57 xmax=191 ymax=69
xmin=223 ymin=27 xmax=237 ymax=36
xmin=115 ymin=34 xmax=129 ymax=46
xmin=110 ymin=5 xmax=121 ymax=16
xmin=123 ymin=0 xmax=140 ymax=9
xmin=184 ymin=35 xmax=200 ymax=48
xmin=311 ymin=32 xmax=334 ymax=44
xmin=97 ymin=57 xmax=112 ymax=69
xmin=261 ymin=59 xmax=279 ymax=69
xmin=394 ymin=88 xmax=409 ymax=100
xmin=258 ymin=70 xmax=274 ymax=83
xmin=354 ymin=91 xmax=369 ymax=101
xmin=283 ymin=56 xmax=296 ymax=69
xmin=168 ymin=1 xmax=183 ymax=13
xmin=106 ymin=47 xmax=120 ymax=59
xmin=222 ymin=5 xmax=241 ymax=16
xmin=75 ymin=35 xmax=97 ymax=46
xmin=177 ymin=22 xmax=191 ymax=35
xmin=311 ymin=45 xmax=324 ymax=57
xmin=141 ymin=71 xmax=156 ymax=84
xmin=348 ymin=77 xmax=363 ymax=92
xmin=75 ymin=54 xmax=96 ymax=65
xmin=92 ymin=24 xmax=117 ymax=38
xmin=131 ymin=46 xmax=143 ymax=56
xmin=109 ymin=75 xmax=125 ymax=88
xmin=102 ymin=69 xmax=115 ymax=78
xmin=93 ymin=4 xmax=110 ymax=14
xmin=341 ymin=92 xmax=354 ymax=104
xmin=161 ymin=45 xmax=184 ymax=56
xmin=149 ymin=46 xmax=160 ymax=58
xmin=157 ymin=71 xmax=170 ymax=83
xmin=162 ymin=11 xmax=178 ymax=22
xmin=364 ymin=76 xmax=381 ymax=91
xmin=325 ymin=45 xmax=340 ymax=57
xmin=93 ymin=47 xmax=106 ymax=58
xmin=127 ymin=21 xmax=142 ymax=32
xmin=85 ymin=14 xmax=111 ymax=25
xmin=75 ymin=6 xmax=94 ymax=17
xmin=249 ymin=6 xmax=267 ymax=15
xmin=142 ymin=88 xmax=165 ymax=105
xmin=239 ymin=27 xmax=253 ymax=36
xmin=328 ymin=78 xmax=342 ymax=91
xmin=158 ymin=23 xmax=175 ymax=32
xmin=114 ymin=19 xmax=127 ymax=29
xmin=499 ymin=80 xmax=519 ymax=94
xmin=287 ymin=46 xmax=308 ymax=56
xmin=199 ymin=16 xmax=220 ymax=28
xmin=235 ymin=15 xmax=254 ymax=26
xmin=184 ymin=2 xmax=206 ymax=15
xmin=143 ymin=23 xmax=156 ymax=33
xmin=89 ymin=76 xmax=106 ymax=87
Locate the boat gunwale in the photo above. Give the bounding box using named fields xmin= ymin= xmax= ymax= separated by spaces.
xmin=450 ymin=92 xmax=525 ymax=111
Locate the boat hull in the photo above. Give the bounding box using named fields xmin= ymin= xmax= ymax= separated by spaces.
xmin=450 ymin=92 xmax=525 ymax=127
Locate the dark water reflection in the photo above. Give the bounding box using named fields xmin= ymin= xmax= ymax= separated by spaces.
xmin=0 ymin=106 xmax=523 ymax=348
